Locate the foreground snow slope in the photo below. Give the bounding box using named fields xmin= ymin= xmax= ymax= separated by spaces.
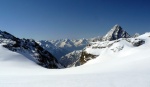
xmin=1 ymin=33 xmax=150 ymax=87
xmin=0 ymin=30 xmax=62 ymax=68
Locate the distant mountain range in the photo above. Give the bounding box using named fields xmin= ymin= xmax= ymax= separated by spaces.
xmin=0 ymin=24 xmax=141 ymax=68
xmin=1 ymin=24 xmax=150 ymax=87
xmin=37 ymin=38 xmax=89 ymax=59
xmin=38 ymin=24 xmax=136 ymax=67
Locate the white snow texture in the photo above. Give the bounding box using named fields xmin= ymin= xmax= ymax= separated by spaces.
xmin=0 ymin=32 xmax=150 ymax=87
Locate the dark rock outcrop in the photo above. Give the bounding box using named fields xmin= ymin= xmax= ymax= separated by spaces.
xmin=0 ymin=30 xmax=63 ymax=69
xmin=132 ymin=39 xmax=145 ymax=47
xmin=80 ymin=51 xmax=98 ymax=65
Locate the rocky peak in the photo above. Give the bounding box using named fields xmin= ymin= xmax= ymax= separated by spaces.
xmin=102 ymin=24 xmax=131 ymax=41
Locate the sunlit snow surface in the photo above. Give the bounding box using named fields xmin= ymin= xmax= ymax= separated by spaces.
xmin=1 ymin=33 xmax=150 ymax=87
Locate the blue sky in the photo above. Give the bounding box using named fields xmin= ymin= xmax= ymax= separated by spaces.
xmin=0 ymin=0 xmax=150 ymax=40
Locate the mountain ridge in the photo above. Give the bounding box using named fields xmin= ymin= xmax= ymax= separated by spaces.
xmin=37 ymin=24 xmax=134 ymax=67
xmin=0 ymin=30 xmax=63 ymax=68
xmin=0 ymin=24 xmax=137 ymax=68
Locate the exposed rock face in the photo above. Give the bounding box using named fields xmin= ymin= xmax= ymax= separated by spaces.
xmin=132 ymin=39 xmax=145 ymax=47
xmin=80 ymin=51 xmax=98 ymax=65
xmin=102 ymin=24 xmax=131 ymax=41
xmin=0 ymin=30 xmax=63 ymax=69
xmin=60 ymin=50 xmax=82 ymax=67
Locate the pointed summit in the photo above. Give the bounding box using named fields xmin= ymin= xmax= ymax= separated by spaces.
xmin=103 ymin=24 xmax=131 ymax=41
xmin=114 ymin=24 xmax=119 ymax=27
xmin=111 ymin=24 xmax=122 ymax=32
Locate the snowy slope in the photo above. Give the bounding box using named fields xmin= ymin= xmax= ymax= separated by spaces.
xmin=38 ymin=24 xmax=137 ymax=67
xmin=1 ymin=33 xmax=150 ymax=87
xmin=0 ymin=30 xmax=62 ymax=68
xmin=80 ymin=33 xmax=145 ymax=65
xmin=0 ymin=44 xmax=44 ymax=75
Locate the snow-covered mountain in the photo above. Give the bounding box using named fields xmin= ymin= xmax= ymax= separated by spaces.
xmin=0 ymin=30 xmax=62 ymax=68
xmin=37 ymin=40 xmax=69 ymax=60
xmin=102 ymin=24 xmax=131 ymax=41
xmin=79 ymin=33 xmax=145 ymax=65
xmin=1 ymin=32 xmax=150 ymax=87
xmin=38 ymin=38 xmax=89 ymax=60
xmin=1 ymin=25 xmax=150 ymax=87
xmin=38 ymin=24 xmax=132 ymax=67
xmin=59 ymin=24 xmax=132 ymax=67
xmin=60 ymin=50 xmax=82 ymax=67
